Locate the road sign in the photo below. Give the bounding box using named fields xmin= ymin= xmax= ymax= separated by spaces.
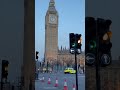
xmin=85 ymin=53 xmax=95 ymax=64
xmin=101 ymin=54 xmax=110 ymax=65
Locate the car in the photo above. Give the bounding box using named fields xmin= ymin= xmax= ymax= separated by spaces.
xmin=42 ymin=67 xmax=52 ymax=73
xmin=64 ymin=67 xmax=76 ymax=74
xmin=43 ymin=68 xmax=47 ymax=73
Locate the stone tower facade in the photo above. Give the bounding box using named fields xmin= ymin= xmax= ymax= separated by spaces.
xmin=45 ymin=0 xmax=58 ymax=63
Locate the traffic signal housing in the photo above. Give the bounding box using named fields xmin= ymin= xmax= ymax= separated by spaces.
xmin=69 ymin=33 xmax=75 ymax=54
xmin=76 ymin=34 xmax=82 ymax=54
xmin=85 ymin=17 xmax=97 ymax=65
xmin=97 ymin=18 xmax=112 ymax=66
xmin=69 ymin=33 xmax=75 ymax=48
xmin=2 ymin=60 xmax=9 ymax=79
xmin=36 ymin=51 xmax=39 ymax=59
xmin=85 ymin=17 xmax=112 ymax=67
xmin=69 ymin=33 xmax=82 ymax=54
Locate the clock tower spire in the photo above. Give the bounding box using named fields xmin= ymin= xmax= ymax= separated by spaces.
xmin=49 ymin=0 xmax=55 ymax=6
xmin=47 ymin=0 xmax=57 ymax=13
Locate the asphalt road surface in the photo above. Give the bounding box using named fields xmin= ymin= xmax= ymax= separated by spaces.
xmin=35 ymin=72 xmax=85 ymax=90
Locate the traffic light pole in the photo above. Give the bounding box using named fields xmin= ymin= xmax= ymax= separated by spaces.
xmin=70 ymin=33 xmax=81 ymax=90
xmin=96 ymin=20 xmax=101 ymax=90
xmin=74 ymin=34 xmax=79 ymax=90
xmin=35 ymin=59 xmax=38 ymax=80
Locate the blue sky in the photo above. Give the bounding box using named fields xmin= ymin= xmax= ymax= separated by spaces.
xmin=35 ymin=0 xmax=85 ymax=61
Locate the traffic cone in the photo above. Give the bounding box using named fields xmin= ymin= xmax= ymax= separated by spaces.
xmin=72 ymin=84 xmax=76 ymax=90
xmin=48 ymin=77 xmax=51 ymax=84
xmin=54 ymin=78 xmax=58 ymax=87
xmin=63 ymin=79 xmax=68 ymax=90
xmin=41 ymin=76 xmax=45 ymax=82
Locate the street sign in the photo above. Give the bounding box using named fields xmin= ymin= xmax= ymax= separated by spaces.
xmin=85 ymin=53 xmax=95 ymax=64
xmin=101 ymin=54 xmax=110 ymax=65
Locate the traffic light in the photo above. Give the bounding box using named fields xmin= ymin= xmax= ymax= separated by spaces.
xmin=97 ymin=18 xmax=112 ymax=66
xmin=36 ymin=51 xmax=39 ymax=59
xmin=76 ymin=34 xmax=82 ymax=54
xmin=85 ymin=17 xmax=112 ymax=67
xmin=69 ymin=33 xmax=75 ymax=48
xmin=69 ymin=33 xmax=82 ymax=54
xmin=76 ymin=34 xmax=82 ymax=49
xmin=85 ymin=17 xmax=97 ymax=65
xmin=2 ymin=60 xmax=9 ymax=80
xmin=69 ymin=33 xmax=75 ymax=54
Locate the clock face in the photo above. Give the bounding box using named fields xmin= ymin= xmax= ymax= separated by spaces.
xmin=49 ymin=14 xmax=57 ymax=24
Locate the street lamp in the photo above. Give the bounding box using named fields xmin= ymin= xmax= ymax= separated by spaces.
xmin=62 ymin=58 xmax=64 ymax=70
xmin=46 ymin=61 xmax=49 ymax=73
xmin=57 ymin=59 xmax=58 ymax=72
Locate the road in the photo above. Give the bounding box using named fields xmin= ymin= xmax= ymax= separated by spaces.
xmin=35 ymin=72 xmax=85 ymax=90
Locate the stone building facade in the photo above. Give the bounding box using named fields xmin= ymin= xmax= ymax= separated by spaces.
xmin=57 ymin=47 xmax=85 ymax=68
xmin=46 ymin=46 xmax=85 ymax=72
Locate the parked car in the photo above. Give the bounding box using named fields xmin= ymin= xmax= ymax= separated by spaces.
xmin=64 ymin=67 xmax=76 ymax=74
xmin=42 ymin=67 xmax=52 ymax=73
xmin=43 ymin=68 xmax=47 ymax=73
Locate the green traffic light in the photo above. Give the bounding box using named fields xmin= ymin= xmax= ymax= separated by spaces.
xmin=89 ymin=40 xmax=96 ymax=50
xmin=72 ymin=43 xmax=76 ymax=47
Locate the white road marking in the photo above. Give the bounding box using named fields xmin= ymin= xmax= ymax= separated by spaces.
xmin=43 ymin=87 xmax=57 ymax=89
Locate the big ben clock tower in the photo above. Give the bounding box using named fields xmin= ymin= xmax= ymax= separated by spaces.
xmin=45 ymin=0 xmax=58 ymax=64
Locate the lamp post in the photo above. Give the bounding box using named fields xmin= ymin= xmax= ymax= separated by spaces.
xmin=46 ymin=61 xmax=49 ymax=73
xmin=62 ymin=59 xmax=64 ymax=70
xmin=54 ymin=59 xmax=57 ymax=72
xmin=57 ymin=59 xmax=58 ymax=72
xmin=51 ymin=61 xmax=53 ymax=72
